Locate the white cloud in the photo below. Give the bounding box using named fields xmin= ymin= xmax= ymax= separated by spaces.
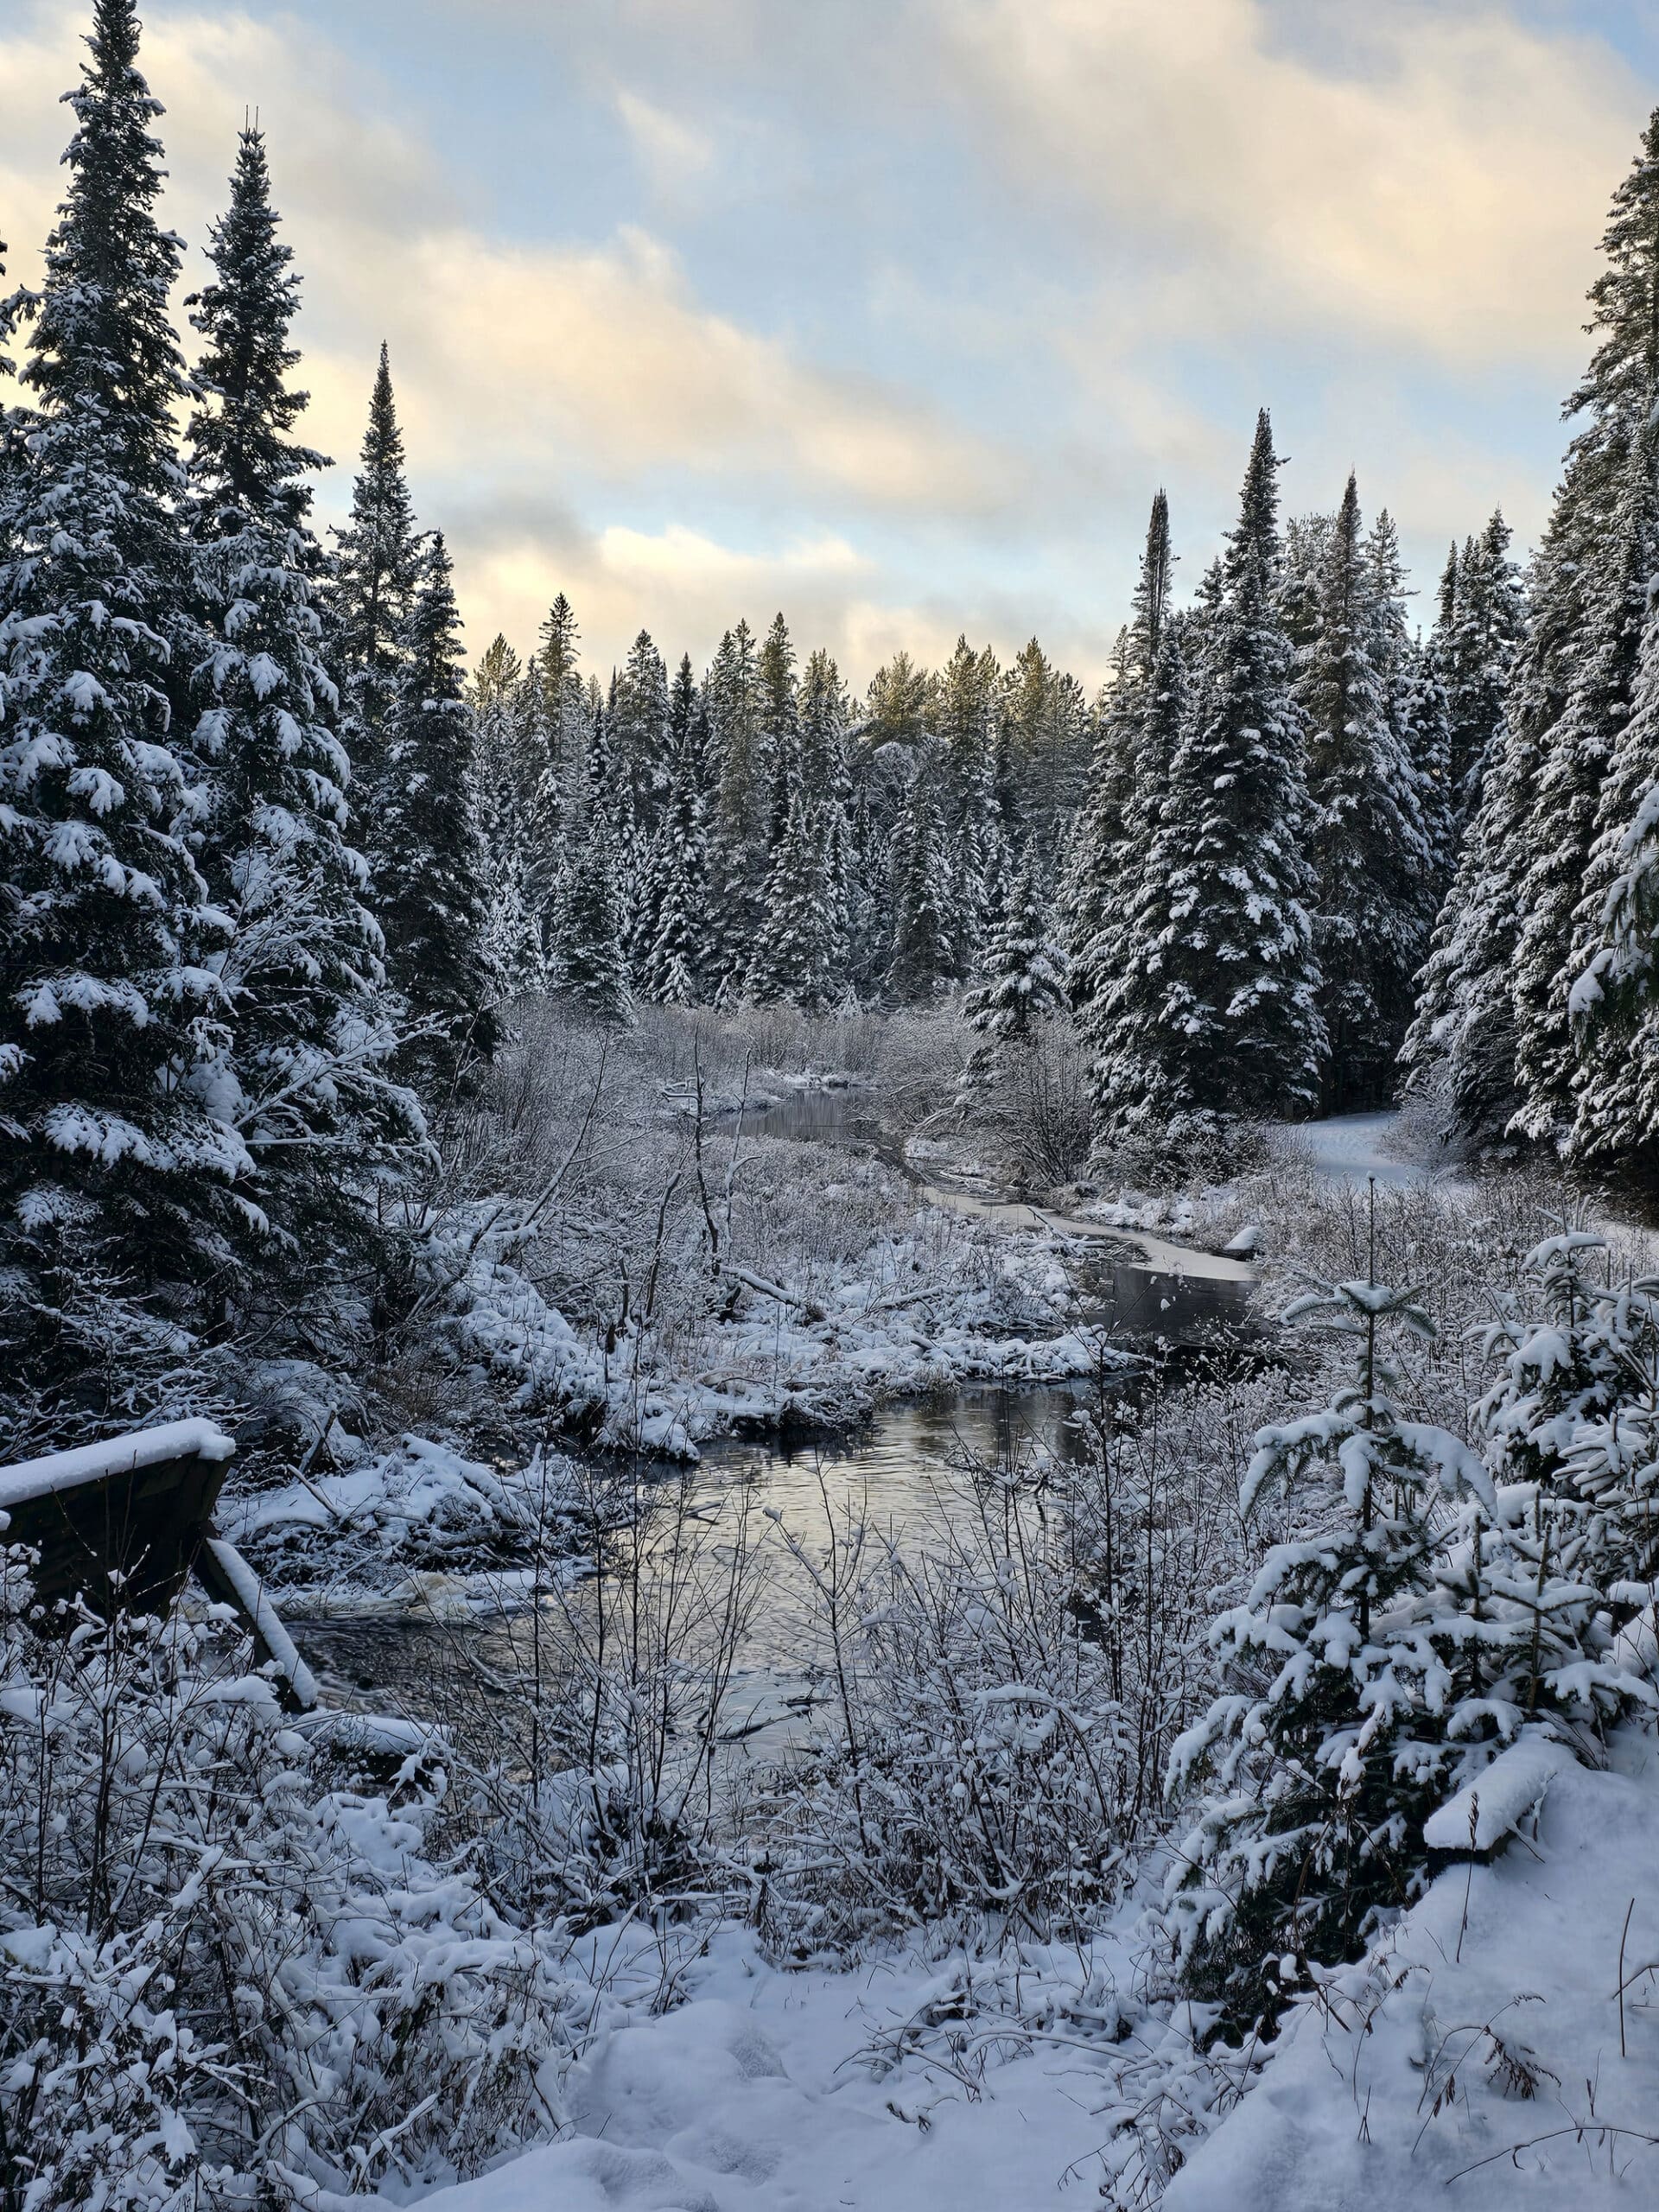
xmin=938 ymin=0 xmax=1642 ymax=368
xmin=615 ymin=88 xmax=715 ymax=195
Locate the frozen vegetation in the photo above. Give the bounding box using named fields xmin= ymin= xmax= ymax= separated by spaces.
xmin=10 ymin=7 xmax=1659 ymax=2209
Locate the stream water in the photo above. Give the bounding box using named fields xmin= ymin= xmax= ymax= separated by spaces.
xmin=289 ymin=1086 xmax=1257 ymax=1742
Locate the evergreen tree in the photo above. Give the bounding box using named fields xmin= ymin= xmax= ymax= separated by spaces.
xmin=1414 ymin=114 xmax=1659 ymax=1160
xmin=470 ymin=635 xmax=551 ymax=994
xmin=1096 ymin=413 xmax=1323 ymax=1137
xmin=328 ymin=343 xmax=415 ymax=810
xmin=1440 ymin=511 xmax=1525 ymax=816
xmin=375 ymin=533 xmax=498 ymax=1091
xmin=0 ymin=0 xmax=241 ymax=1410
xmin=183 ymin=124 xmax=421 ymax=1267
xmin=643 ymin=744 xmax=709 ymax=1007
xmin=887 ymin=761 xmax=956 ymax=1002
xmin=559 ymin=702 xmax=633 ymax=1026
xmin=612 ymin=626 xmax=669 ymax=825
xmin=1511 ymin=424 xmax=1658 ymax=1147
xmin=1167 ymin=1270 xmax=1497 ymax=2036
xmin=964 ymin=849 xmax=1066 ymax=1043
xmin=745 ymin=785 xmax=838 ymax=1013
xmin=1298 ymin=474 xmax=1433 ymax=1109
xmin=537 ymin=589 xmax=585 ymax=791
xmin=1069 ymin=493 xmax=1172 ymax=1016
xmin=707 ymin=618 xmax=764 ymax=964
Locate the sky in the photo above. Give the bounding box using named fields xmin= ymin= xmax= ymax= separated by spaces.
xmin=4 ymin=0 xmax=1659 ymax=688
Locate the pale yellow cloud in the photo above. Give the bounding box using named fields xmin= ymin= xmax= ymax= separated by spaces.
xmin=0 ymin=1 xmax=1018 ymax=666
xmin=940 ymin=0 xmax=1639 ymax=367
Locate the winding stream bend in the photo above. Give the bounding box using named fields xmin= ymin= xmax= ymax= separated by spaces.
xmin=290 ymin=1086 xmax=1268 ymax=1734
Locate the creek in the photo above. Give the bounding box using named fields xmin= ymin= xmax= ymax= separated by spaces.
xmin=290 ymin=1085 xmax=1260 ymax=1743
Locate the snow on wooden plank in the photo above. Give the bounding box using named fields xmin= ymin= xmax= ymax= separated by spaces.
xmin=1422 ymin=1732 xmax=1578 ymax=1854
xmin=199 ymin=1535 xmax=320 ymax=1712
xmin=0 ymin=1417 xmax=234 ymax=1515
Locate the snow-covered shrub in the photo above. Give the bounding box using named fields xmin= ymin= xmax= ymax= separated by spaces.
xmin=449 ymin=1464 xmax=760 ymax=1930
xmin=0 ymin=1546 xmax=582 ymax=2209
xmin=760 ymin=1463 xmax=1134 ymax=1954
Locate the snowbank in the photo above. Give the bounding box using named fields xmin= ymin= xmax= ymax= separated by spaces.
xmin=1166 ymin=1730 xmax=1659 ymax=2209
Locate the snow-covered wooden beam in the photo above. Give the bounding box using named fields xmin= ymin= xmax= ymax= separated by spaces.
xmin=0 ymin=1420 xmax=317 ymax=1713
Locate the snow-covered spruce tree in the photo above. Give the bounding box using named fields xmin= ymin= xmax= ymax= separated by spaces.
xmin=537 ymin=588 xmax=585 ymax=797
xmin=1414 ymin=114 xmax=1659 ymax=1160
xmin=745 ymin=783 xmax=839 ymax=1012
xmin=612 ymin=625 xmax=668 ymax=828
xmin=1401 ymin=712 xmax=1531 ymax=1144
xmin=182 ymin=123 xmax=423 ymax=1276
xmin=1297 ymin=474 xmax=1433 ymax=1110
xmin=886 ymin=757 xmax=956 ymax=1002
xmin=1404 ymin=620 xmax=1458 ymax=901
xmin=1098 ymin=412 xmax=1323 ymax=1141
xmin=642 ymin=744 xmax=709 ymax=1007
xmin=1085 ymin=620 xmax=1192 ymax=1141
xmin=558 ymin=702 xmax=633 ymax=1025
xmin=326 ymin=342 xmax=415 ymax=816
xmin=1166 ymin=1271 xmax=1497 ymax=2036
xmin=469 ymin=634 xmax=551 ymax=995
xmin=375 ymin=533 xmax=499 ymax=1094
xmin=0 ymin=0 xmax=247 ymax=1427
xmin=1512 ymin=417 xmax=1659 ymax=1152
xmin=1565 ymin=427 xmax=1659 ymax=1173
xmin=1069 ymin=491 xmax=1173 ymax=1019
xmin=964 ymin=847 xmax=1066 ymax=1045
xmin=1440 ymin=510 xmax=1525 ymax=819
xmin=799 ymin=645 xmax=855 ymax=979
xmin=703 ymin=618 xmax=764 ymax=967
xmin=934 ymin=632 xmax=1001 ymax=976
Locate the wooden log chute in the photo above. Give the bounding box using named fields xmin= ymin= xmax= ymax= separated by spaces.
xmin=0 ymin=1419 xmax=318 ymax=1713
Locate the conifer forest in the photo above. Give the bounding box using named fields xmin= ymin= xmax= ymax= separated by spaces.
xmin=8 ymin=7 xmax=1659 ymax=2209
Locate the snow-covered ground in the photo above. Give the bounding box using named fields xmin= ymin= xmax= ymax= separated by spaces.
xmin=408 ymin=1924 xmax=1167 ymax=2212
xmin=330 ymin=1725 xmax=1659 ymax=2212
xmin=1167 ymin=1727 xmax=1659 ymax=2209
xmin=1293 ymin=1109 xmax=1427 ymax=1191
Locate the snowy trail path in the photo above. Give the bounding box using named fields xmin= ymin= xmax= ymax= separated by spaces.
xmin=1291 ymin=1109 xmax=1421 ymax=1189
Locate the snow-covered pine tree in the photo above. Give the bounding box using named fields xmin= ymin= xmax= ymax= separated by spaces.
xmin=612 ymin=626 xmax=669 ymax=829
xmin=799 ymin=646 xmax=855 ymax=988
xmin=470 ymin=635 xmax=548 ymax=994
xmin=1068 ymin=492 xmax=1173 ymax=1019
xmin=537 ymin=589 xmax=585 ymax=790
xmin=327 ymin=343 xmax=416 ymax=815
xmin=183 ymin=122 xmax=422 ymax=1269
xmin=1568 ymin=564 xmax=1659 ymax=1165
xmin=745 ymin=782 xmax=839 ymax=1013
xmin=643 ymin=740 xmax=709 ymax=1007
xmin=1166 ymin=1268 xmax=1497 ymax=2035
xmin=1298 ymin=474 xmax=1433 ymax=1110
xmin=706 ymin=617 xmax=764 ymax=967
xmin=558 ymin=700 xmax=633 ymax=1026
xmin=1102 ymin=412 xmax=1324 ymax=1137
xmin=1415 ymin=116 xmax=1659 ymax=1161
xmin=375 ymin=532 xmax=498 ymax=1092
xmin=934 ymin=633 xmax=1001 ymax=976
xmin=964 ymin=848 xmax=1066 ymax=1044
xmin=1404 ymin=626 xmax=1458 ymax=900
xmin=1510 ymin=421 xmax=1659 ymax=1150
xmin=0 ymin=0 xmax=245 ymax=1416
xmin=887 ymin=759 xmax=956 ymax=1002
xmin=1441 ymin=511 xmax=1525 ymax=818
